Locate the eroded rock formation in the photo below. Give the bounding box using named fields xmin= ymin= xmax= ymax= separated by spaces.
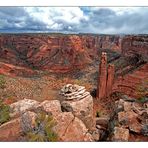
xmin=106 ymin=64 xmax=115 ymax=97
xmin=122 ymin=35 xmax=148 ymax=61
xmin=60 ymin=84 xmax=95 ymax=131
xmin=113 ymin=64 xmax=148 ymax=98
xmin=97 ymin=52 xmax=107 ymax=99
xmin=0 ymin=34 xmax=121 ymax=75
xmin=97 ymin=52 xmax=115 ymax=99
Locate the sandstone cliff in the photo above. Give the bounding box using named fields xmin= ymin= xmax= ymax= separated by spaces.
xmin=121 ymin=35 xmax=148 ymax=61
xmin=0 ymin=34 xmax=121 ymax=74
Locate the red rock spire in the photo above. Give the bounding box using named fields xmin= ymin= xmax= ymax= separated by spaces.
xmin=97 ymin=52 xmax=107 ymax=99
xmin=106 ymin=64 xmax=115 ymax=97
xmin=97 ymin=52 xmax=115 ymax=99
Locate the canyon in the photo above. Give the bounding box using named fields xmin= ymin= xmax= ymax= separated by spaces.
xmin=0 ymin=33 xmax=147 ymax=142
xmin=0 ymin=34 xmax=121 ymax=73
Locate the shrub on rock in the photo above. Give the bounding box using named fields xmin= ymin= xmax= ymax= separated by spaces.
xmin=0 ymin=99 xmax=10 ymax=125
xmin=0 ymin=75 xmax=6 ymax=89
xmin=24 ymin=111 xmax=58 ymax=142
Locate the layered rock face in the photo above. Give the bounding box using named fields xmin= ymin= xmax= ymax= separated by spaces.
xmin=60 ymin=84 xmax=95 ymax=131
xmin=0 ymin=34 xmax=121 ymax=74
xmin=113 ymin=63 xmax=148 ymax=98
xmin=112 ymin=35 xmax=148 ymax=98
xmin=97 ymin=52 xmax=115 ymax=99
xmin=122 ymin=35 xmax=148 ymax=61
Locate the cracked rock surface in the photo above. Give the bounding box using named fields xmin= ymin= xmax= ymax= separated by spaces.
xmin=60 ymin=84 xmax=95 ymax=131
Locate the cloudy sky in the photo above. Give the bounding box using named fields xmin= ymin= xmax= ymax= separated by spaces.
xmin=0 ymin=7 xmax=148 ymax=34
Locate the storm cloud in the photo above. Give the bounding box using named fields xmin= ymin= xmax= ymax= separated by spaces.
xmin=0 ymin=7 xmax=148 ymax=34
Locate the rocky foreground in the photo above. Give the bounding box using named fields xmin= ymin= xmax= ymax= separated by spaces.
xmin=0 ymin=84 xmax=147 ymax=142
xmin=0 ymin=84 xmax=95 ymax=142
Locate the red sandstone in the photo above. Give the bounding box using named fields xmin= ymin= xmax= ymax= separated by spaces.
xmin=106 ymin=64 xmax=115 ymax=97
xmin=97 ymin=53 xmax=115 ymax=99
xmin=0 ymin=34 xmax=121 ymax=74
xmin=97 ymin=52 xmax=107 ymax=99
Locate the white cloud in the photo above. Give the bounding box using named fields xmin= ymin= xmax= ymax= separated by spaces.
xmin=25 ymin=7 xmax=88 ymax=30
xmin=0 ymin=7 xmax=148 ymax=34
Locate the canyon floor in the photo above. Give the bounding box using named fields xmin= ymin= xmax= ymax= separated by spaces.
xmin=0 ymin=61 xmax=110 ymax=116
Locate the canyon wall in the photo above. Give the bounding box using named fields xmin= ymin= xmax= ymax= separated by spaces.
xmin=0 ymin=34 xmax=121 ymax=73
xmin=0 ymin=34 xmax=147 ymax=98
xmin=112 ymin=63 xmax=148 ymax=98
xmin=113 ymin=35 xmax=148 ymax=98
xmin=121 ymin=35 xmax=148 ymax=61
xmin=97 ymin=34 xmax=148 ymax=99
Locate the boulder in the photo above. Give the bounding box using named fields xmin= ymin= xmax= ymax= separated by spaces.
xmin=61 ymin=95 xmax=95 ymax=131
xmin=129 ymin=120 xmax=143 ymax=134
xmin=118 ymin=111 xmax=142 ymax=133
xmin=118 ymin=111 xmax=128 ymax=125
xmin=53 ymin=112 xmax=75 ymax=138
xmin=0 ymin=118 xmax=22 ymax=141
xmin=62 ymin=117 xmax=93 ymax=142
xmin=123 ymin=101 xmax=133 ymax=111
xmin=91 ymin=129 xmax=101 ymax=141
xmin=112 ymin=127 xmax=129 ymax=142
xmin=38 ymin=100 xmax=62 ymax=116
xmin=141 ymin=125 xmax=148 ymax=136
xmin=115 ymin=99 xmax=124 ymax=112
xmin=10 ymin=99 xmax=39 ymax=117
xmin=96 ymin=117 xmax=109 ymax=129
xmin=60 ymin=84 xmax=95 ymax=131
xmin=53 ymin=112 xmax=94 ymax=142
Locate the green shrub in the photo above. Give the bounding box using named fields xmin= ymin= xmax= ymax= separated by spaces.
xmin=0 ymin=75 xmax=6 ymax=89
xmin=0 ymin=99 xmax=10 ymax=125
xmin=137 ymin=97 xmax=148 ymax=103
xmin=136 ymin=80 xmax=148 ymax=100
xmin=96 ymin=111 xmax=102 ymax=117
xmin=26 ymin=111 xmax=58 ymax=142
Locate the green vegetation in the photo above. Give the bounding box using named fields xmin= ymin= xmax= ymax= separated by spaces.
xmin=136 ymin=80 xmax=148 ymax=101
xmin=137 ymin=97 xmax=148 ymax=103
xmin=0 ymin=99 xmax=10 ymax=125
xmin=96 ymin=111 xmax=102 ymax=117
xmin=0 ymin=75 xmax=6 ymax=89
xmin=26 ymin=111 xmax=58 ymax=142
